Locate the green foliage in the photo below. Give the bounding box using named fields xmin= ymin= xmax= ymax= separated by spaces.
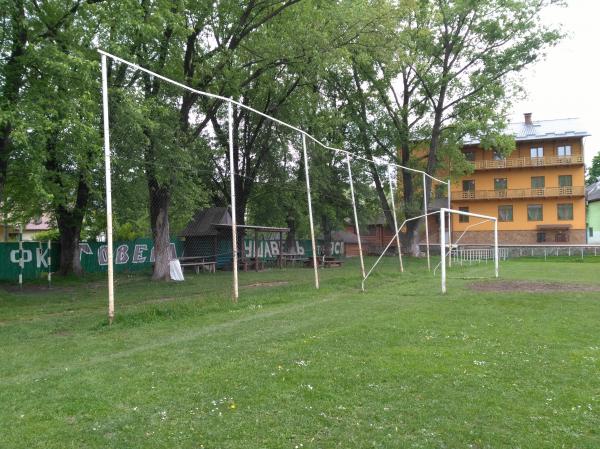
xmin=32 ymin=229 xmax=59 ymax=241
xmin=586 ymin=152 xmax=600 ymax=185
xmin=0 ymin=0 xmax=565 ymax=273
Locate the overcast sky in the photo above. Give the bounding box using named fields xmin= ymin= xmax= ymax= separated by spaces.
xmin=510 ymin=0 xmax=599 ymax=165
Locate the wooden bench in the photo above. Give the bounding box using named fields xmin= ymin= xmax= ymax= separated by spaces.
xmin=179 ymin=256 xmax=216 ymax=274
xmin=281 ymin=254 xmax=309 ymax=268
xmin=323 ymin=257 xmax=343 ymax=268
xmin=304 ymin=257 xmax=344 ymax=268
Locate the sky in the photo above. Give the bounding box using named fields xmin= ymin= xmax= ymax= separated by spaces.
xmin=510 ymin=0 xmax=599 ymax=166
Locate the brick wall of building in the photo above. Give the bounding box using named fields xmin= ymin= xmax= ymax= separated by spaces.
xmin=449 ymin=229 xmax=587 ymax=245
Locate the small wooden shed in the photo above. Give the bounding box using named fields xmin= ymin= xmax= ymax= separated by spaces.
xmin=179 ymin=207 xmax=232 ymax=267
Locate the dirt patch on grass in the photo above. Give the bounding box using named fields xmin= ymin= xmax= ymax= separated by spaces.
xmin=242 ymin=281 xmax=289 ymax=289
xmin=471 ymin=280 xmax=600 ymax=293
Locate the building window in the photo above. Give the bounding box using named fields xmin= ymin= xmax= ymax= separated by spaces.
xmin=498 ymin=205 xmax=513 ymax=222
xmin=589 ymin=227 xmax=594 ymax=237
xmin=527 ymin=204 xmax=543 ymax=221
xmin=464 ymin=151 xmax=475 ymax=162
xmin=531 ymin=176 xmax=545 ymax=189
xmin=494 ymin=178 xmax=508 ymax=190
xmin=557 ymin=145 xmax=572 ymax=156
xmin=557 ymin=203 xmax=573 ymax=220
xmin=459 ymin=207 xmax=469 ymax=222
xmin=530 ymin=147 xmax=544 ymax=158
xmin=555 ymin=231 xmax=569 ymax=242
xmin=558 ymin=175 xmax=572 ymax=187
xmin=493 ymin=150 xmax=504 ymax=161
xmin=462 ymin=180 xmax=475 ymax=191
xmin=537 ymin=231 xmax=546 ymax=243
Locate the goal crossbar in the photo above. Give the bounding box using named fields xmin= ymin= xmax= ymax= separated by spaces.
xmin=98 ymin=49 xmax=447 ymax=184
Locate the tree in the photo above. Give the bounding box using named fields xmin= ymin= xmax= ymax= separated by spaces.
xmin=587 ymin=153 xmax=600 ymax=185
xmin=328 ymin=0 xmax=562 ymax=255
xmin=1 ymin=0 xmax=106 ymax=275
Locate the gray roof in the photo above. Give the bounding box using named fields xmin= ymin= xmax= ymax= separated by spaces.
xmin=464 ymin=117 xmax=589 ymax=145
xmin=587 ymin=181 xmax=600 ymax=203
xmin=331 ymin=230 xmax=359 ymax=244
xmin=179 ymin=207 xmax=231 ymax=237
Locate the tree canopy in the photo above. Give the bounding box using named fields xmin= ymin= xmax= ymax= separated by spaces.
xmin=0 ymin=0 xmax=563 ymax=275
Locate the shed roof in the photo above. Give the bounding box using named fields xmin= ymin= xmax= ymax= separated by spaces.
xmin=587 ymin=181 xmax=600 ymax=203
xmin=331 ymin=230 xmax=359 ymax=244
xmin=179 ymin=207 xmax=231 ymax=237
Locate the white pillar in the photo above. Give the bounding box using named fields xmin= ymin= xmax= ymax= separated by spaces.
xmin=302 ymin=134 xmax=319 ymax=289
xmin=422 ymin=174 xmax=430 ymax=270
xmin=18 ymin=228 xmax=23 ymax=290
xmin=494 ymin=219 xmax=499 ymax=278
xmin=228 ymin=101 xmax=239 ymax=301
xmin=447 ymin=178 xmax=452 ymax=267
xmin=346 ymin=154 xmax=365 ymax=283
xmin=47 ymin=239 xmax=52 ymax=288
xmin=388 ymin=170 xmax=403 ymax=272
xmin=101 ymin=54 xmax=115 ymax=324
xmin=440 ymin=209 xmax=446 ymax=293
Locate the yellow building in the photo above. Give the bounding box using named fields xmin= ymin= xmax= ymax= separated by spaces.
xmin=451 ymin=114 xmax=588 ymax=244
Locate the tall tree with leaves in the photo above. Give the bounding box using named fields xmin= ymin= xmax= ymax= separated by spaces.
xmin=2 ymin=0 xmax=106 ymax=274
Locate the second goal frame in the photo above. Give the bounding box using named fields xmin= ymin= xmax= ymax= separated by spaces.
xmin=440 ymin=208 xmax=499 ymax=294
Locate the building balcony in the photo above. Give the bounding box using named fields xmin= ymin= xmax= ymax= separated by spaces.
xmin=454 ymin=186 xmax=585 ymax=201
xmin=472 ymin=155 xmax=583 ymax=170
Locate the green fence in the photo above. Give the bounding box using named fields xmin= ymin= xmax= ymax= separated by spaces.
xmin=0 ymin=238 xmax=345 ymax=282
xmin=0 ymin=241 xmax=59 ymax=282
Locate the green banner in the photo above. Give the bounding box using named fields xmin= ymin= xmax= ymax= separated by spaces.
xmin=0 ymin=237 xmax=344 ymax=281
xmin=0 ymin=241 xmax=59 ymax=281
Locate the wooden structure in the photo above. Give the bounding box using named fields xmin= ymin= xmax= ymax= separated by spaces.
xmin=179 ymin=207 xmax=290 ymax=272
xmin=213 ymin=224 xmax=290 ymax=271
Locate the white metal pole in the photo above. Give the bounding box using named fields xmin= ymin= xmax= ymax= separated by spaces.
xmin=346 ymin=154 xmax=366 ymax=284
xmin=302 ymin=134 xmax=319 ymax=289
xmin=440 ymin=210 xmax=446 ymax=293
xmin=47 ymin=239 xmax=52 ymax=288
xmin=422 ymin=174 xmax=430 ymax=271
xmin=228 ymin=101 xmax=239 ymax=301
xmin=447 ymin=178 xmax=452 ymax=267
xmin=388 ymin=170 xmax=403 ymax=272
xmin=18 ymin=228 xmax=23 ymax=290
xmin=494 ymin=219 xmax=499 ymax=278
xmin=101 ymin=54 xmax=115 ymax=324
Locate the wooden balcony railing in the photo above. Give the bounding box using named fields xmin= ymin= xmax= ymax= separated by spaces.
xmin=454 ymin=186 xmax=585 ymax=201
xmin=472 ymin=155 xmax=583 ymax=170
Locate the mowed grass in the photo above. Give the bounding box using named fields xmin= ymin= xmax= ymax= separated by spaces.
xmin=1 ymin=258 xmax=599 ymax=448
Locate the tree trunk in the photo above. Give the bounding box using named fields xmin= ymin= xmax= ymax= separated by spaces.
xmin=57 ymin=209 xmax=83 ymax=276
xmin=55 ymin=176 xmax=89 ymax=276
xmin=149 ymin=179 xmax=171 ymax=281
xmin=404 ymin=220 xmax=421 ymax=257
xmin=285 ymin=213 xmax=296 ymax=253
xmin=367 ymin=161 xmax=394 ymax=229
xmin=321 ymin=214 xmax=332 ymax=256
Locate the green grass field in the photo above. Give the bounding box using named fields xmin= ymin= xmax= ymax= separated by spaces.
xmin=1 ymin=258 xmax=599 ymax=448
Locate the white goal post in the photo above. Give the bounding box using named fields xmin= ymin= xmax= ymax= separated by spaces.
xmin=440 ymin=207 xmax=498 ymax=294
xmin=98 ymin=49 xmax=452 ymax=322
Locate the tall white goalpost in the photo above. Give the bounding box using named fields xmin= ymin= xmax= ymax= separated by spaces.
xmin=98 ymin=49 xmax=451 ymax=321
